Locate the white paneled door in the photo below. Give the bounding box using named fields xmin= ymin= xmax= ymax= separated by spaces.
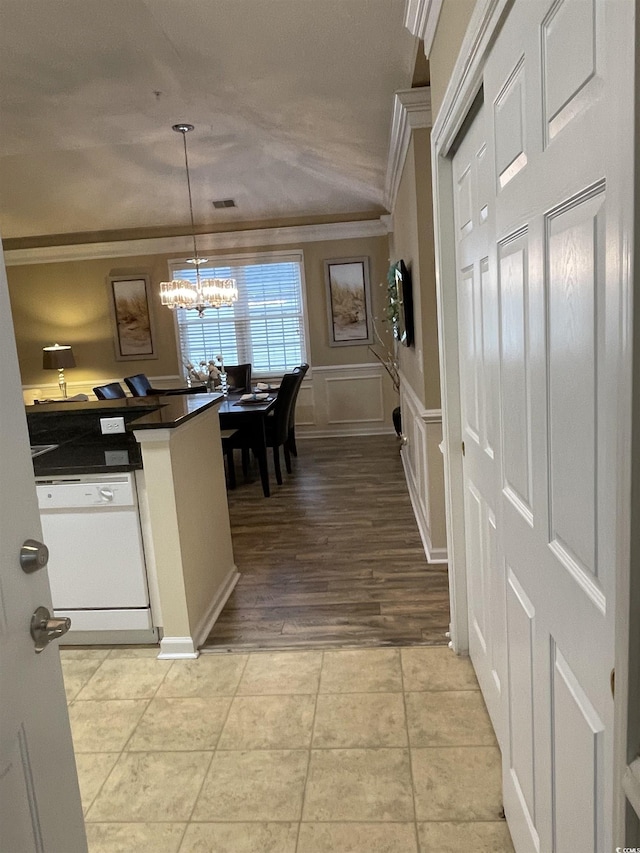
xmin=447 ymin=0 xmax=630 ymax=849
xmin=0 ymin=242 xmax=87 ymax=851
xmin=453 ymin=102 xmax=507 ymax=746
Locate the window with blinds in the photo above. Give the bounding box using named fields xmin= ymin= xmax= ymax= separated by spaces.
xmin=171 ymin=254 xmax=307 ymax=377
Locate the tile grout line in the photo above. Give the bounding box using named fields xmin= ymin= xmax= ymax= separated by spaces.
xmin=294 ymin=649 xmax=323 ymax=852
xmin=399 ymin=648 xmax=422 ymax=853
xmin=69 ymin=652 xmax=129 ymax=821
xmin=181 ymin=651 xmax=251 ymax=840
xmin=82 ymin=654 xmax=175 ymax=823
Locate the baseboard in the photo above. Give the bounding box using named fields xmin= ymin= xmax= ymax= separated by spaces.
xmin=426 ymin=545 xmax=448 ymax=563
xmin=401 ymin=448 xmax=448 ymax=565
xmin=157 ymin=636 xmax=199 ymax=659
xmin=193 ymin=567 xmax=240 ymax=649
xmin=297 ymin=426 xmax=397 ymax=438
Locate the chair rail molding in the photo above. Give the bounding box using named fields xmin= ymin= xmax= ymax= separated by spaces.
xmin=384 ymin=87 xmax=432 ymax=212
xmin=399 ymin=374 xmax=447 ymax=564
xmin=404 ymin=0 xmax=444 ymax=58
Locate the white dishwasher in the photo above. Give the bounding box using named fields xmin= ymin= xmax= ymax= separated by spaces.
xmin=36 ymin=472 xmax=157 ymax=644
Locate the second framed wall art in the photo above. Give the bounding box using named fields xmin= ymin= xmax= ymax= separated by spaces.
xmin=324 ymin=256 xmax=373 ymax=347
xmin=108 ymin=274 xmax=158 ymax=361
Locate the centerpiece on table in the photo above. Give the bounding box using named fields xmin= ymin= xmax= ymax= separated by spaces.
xmin=183 ymin=354 xmax=228 ymax=394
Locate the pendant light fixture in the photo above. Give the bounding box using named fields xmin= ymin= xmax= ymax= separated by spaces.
xmin=160 ymin=124 xmax=238 ymax=317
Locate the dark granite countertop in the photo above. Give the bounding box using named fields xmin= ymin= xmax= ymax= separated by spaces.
xmin=28 ymin=392 xmax=224 ymax=477
xmin=32 ymin=438 xmax=144 ymax=478
xmin=125 ymin=392 xmax=224 ymax=430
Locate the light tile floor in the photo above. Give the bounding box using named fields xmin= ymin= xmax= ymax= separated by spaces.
xmin=62 ymin=646 xmax=515 ymax=853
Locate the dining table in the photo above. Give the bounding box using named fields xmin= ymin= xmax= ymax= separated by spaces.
xmin=217 ymin=390 xmax=278 ymax=497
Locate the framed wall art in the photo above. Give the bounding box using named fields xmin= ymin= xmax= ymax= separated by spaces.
xmin=108 ymin=274 xmax=158 ymax=360
xmin=324 ymin=256 xmax=373 ymax=347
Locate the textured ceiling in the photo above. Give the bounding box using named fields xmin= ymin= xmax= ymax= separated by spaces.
xmin=0 ymin=0 xmax=416 ymax=242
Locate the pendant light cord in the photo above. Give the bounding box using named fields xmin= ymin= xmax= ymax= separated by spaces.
xmin=180 ymin=128 xmax=201 ymax=283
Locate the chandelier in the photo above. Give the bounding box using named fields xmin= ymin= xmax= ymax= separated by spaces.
xmin=160 ymin=124 xmax=238 ymax=318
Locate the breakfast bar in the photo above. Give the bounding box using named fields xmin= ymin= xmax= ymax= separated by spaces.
xmin=28 ymin=392 xmax=238 ymax=658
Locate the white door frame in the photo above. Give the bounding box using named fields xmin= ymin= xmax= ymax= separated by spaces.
xmin=431 ymin=0 xmax=636 ymax=843
xmin=431 ymin=0 xmax=512 ymax=655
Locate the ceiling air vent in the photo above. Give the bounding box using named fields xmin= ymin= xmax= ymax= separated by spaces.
xmin=212 ymin=198 xmax=236 ymax=209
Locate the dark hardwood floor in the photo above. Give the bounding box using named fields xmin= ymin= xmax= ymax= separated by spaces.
xmin=203 ymin=434 xmax=450 ymax=651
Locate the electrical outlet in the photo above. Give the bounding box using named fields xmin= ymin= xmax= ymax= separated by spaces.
xmin=100 ymin=416 xmax=125 ymax=435
xmin=104 ymin=449 xmax=129 ymax=465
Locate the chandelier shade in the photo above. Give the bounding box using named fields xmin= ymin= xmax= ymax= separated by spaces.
xmin=160 ymin=124 xmax=238 ymax=318
xmin=160 ymin=275 xmax=238 ymax=313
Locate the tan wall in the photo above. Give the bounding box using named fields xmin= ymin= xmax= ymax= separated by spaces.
xmin=7 ymin=255 xmax=179 ymax=388
xmin=170 ymin=409 xmax=235 ymax=637
xmin=6 ymin=233 xmax=391 ymax=389
xmin=391 ymin=129 xmax=441 ymax=410
xmin=413 ymin=127 xmax=441 ymax=411
xmin=133 ymin=406 xmax=236 ymax=646
xmin=428 ymin=0 xmax=476 ymax=121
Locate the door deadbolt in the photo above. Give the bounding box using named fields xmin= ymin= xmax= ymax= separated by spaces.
xmin=30 ymin=606 xmax=71 ymax=653
xmin=20 ymin=539 xmax=49 ymax=573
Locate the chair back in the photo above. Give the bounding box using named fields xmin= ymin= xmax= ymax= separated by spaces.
xmin=288 ymin=363 xmax=309 ymax=429
xmin=124 ymin=374 xmax=153 ymax=396
xmin=268 ymin=372 xmax=300 ymax=447
xmin=93 ymin=382 xmax=126 ymax=400
xmin=224 ymin=363 xmax=252 ymax=392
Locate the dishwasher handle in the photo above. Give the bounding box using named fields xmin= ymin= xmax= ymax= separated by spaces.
xmin=98 ymin=488 xmax=114 ymax=502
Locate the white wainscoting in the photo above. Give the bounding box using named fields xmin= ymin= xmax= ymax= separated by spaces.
xmin=296 ymin=363 xmax=397 ymax=438
xmin=399 ymin=376 xmax=448 ymax=563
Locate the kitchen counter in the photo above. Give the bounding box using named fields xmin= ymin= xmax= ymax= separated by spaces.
xmin=122 ymin=391 xmax=224 ymax=430
xmin=28 ymin=389 xmax=236 ymax=657
xmin=27 ymin=392 xmax=225 ymax=476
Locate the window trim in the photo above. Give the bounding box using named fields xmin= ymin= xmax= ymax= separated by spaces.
xmin=166 ymin=249 xmax=311 ymax=380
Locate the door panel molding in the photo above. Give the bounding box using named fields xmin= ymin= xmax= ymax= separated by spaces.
xmin=432 ymin=0 xmax=634 ymax=846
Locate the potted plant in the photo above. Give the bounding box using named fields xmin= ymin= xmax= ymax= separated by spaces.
xmin=369 ymin=267 xmax=402 ymax=435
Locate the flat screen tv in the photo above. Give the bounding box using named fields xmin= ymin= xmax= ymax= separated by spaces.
xmin=391 ymin=260 xmax=414 ymax=347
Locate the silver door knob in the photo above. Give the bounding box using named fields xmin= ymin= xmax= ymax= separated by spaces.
xmin=30 ymin=606 xmax=71 ymax=653
xmin=20 ymin=539 xmax=49 ymax=573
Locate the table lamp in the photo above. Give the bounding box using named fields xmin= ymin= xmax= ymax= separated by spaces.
xmin=42 ymin=344 xmax=76 ymax=398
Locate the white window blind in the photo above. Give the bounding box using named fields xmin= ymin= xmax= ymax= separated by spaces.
xmin=172 ymin=255 xmax=307 ymax=377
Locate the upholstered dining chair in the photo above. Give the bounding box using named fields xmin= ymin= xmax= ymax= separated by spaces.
xmin=124 ymin=373 xmax=207 ymax=397
xmin=224 ymin=372 xmax=300 ymax=490
xmin=93 ymin=382 xmax=126 ymax=400
xmin=224 ymin=363 xmax=252 ymax=393
xmin=284 ymin=362 xmax=309 ymax=469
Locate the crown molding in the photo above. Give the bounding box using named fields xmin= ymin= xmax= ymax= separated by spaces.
xmin=3 ymin=218 xmax=392 ymax=267
xmin=404 ymin=0 xmax=444 ymax=57
xmin=384 ymin=87 xmax=432 ymax=212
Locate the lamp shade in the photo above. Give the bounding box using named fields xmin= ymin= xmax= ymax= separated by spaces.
xmin=42 ymin=344 xmax=76 ymax=370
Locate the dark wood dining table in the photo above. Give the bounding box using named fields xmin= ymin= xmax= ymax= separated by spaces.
xmin=217 ymin=391 xmax=278 ymax=497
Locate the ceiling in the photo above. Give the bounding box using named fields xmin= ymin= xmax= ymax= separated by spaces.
xmin=0 ymin=0 xmax=417 ymax=244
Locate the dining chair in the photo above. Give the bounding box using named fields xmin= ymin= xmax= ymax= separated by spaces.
xmin=224 ymin=363 xmax=252 ymax=393
xmin=124 ymin=373 xmax=207 ymax=397
xmin=225 ymin=372 xmax=299 ymax=490
xmin=284 ymin=362 xmax=309 ymax=469
xmin=93 ymin=382 xmax=126 ymax=400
